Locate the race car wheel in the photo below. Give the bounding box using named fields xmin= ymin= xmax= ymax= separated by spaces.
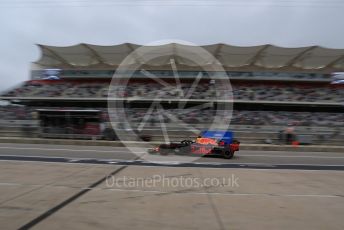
xmin=223 ymin=150 xmax=234 ymax=159
xmin=159 ymin=147 xmax=169 ymax=155
xmin=175 ymin=145 xmax=190 ymax=155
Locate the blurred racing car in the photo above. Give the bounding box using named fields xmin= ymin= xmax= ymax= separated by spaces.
xmin=148 ymin=130 xmax=240 ymax=159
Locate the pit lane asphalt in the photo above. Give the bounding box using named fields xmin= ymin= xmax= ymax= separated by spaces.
xmin=0 ymin=143 xmax=344 ymax=170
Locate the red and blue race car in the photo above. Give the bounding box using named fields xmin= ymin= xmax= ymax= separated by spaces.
xmin=148 ymin=130 xmax=240 ymax=159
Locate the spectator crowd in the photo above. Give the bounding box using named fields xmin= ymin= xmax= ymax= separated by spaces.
xmin=2 ymin=81 xmax=343 ymax=103
xmin=1 ymin=105 xmax=343 ymax=127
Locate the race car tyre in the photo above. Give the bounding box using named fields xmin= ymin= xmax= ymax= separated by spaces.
xmin=175 ymin=146 xmax=190 ymax=155
xmin=148 ymin=149 xmax=158 ymax=154
xmin=103 ymin=128 xmax=117 ymax=141
xmin=159 ymin=148 xmax=169 ymax=156
xmin=223 ymin=150 xmax=234 ymax=159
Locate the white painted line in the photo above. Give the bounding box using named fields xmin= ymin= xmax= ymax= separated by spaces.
xmin=240 ymin=154 xmax=344 ymax=159
xmin=211 ymin=168 xmax=344 ymax=173
xmin=68 ymin=159 xmax=79 ymax=162
xmin=0 ymin=182 xmax=21 ymax=186
xmin=1 ymin=156 xmax=344 ymax=169
xmin=0 ymin=146 xmax=145 ymax=153
xmin=0 ymin=159 xmax=123 ymax=167
xmin=0 ymin=182 xmax=341 ymax=198
xmin=233 ymin=162 xmax=344 ymax=167
xmin=192 ymin=162 xmax=224 ymax=165
xmin=0 ymin=154 xmax=134 ymax=162
xmin=196 ymin=161 xmax=344 ymax=167
xmin=149 ymin=161 xmax=182 ymax=165
xmin=240 ymin=150 xmax=344 ymax=155
xmin=1 ymin=159 xmax=344 ymax=172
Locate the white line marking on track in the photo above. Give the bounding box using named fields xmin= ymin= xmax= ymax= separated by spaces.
xmin=0 ymin=154 xmax=133 ymax=162
xmin=0 ymin=146 xmax=145 ymax=153
xmin=1 ymin=159 xmax=344 ymax=172
xmin=0 ymin=182 xmax=342 ymax=198
xmin=1 ymin=154 xmax=344 ymax=167
xmin=1 ymin=146 xmax=343 ymax=159
xmin=240 ymin=154 xmax=344 ymax=159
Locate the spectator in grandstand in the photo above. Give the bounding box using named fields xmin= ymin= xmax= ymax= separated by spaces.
xmin=278 ymin=130 xmax=285 ymax=145
xmin=284 ymin=124 xmax=295 ymax=144
xmin=2 ymin=80 xmax=343 ymax=103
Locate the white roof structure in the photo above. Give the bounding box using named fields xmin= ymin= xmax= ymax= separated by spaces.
xmin=35 ymin=43 xmax=344 ymax=71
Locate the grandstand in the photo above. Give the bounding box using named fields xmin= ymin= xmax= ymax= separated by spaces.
xmin=0 ymin=43 xmax=343 ymax=145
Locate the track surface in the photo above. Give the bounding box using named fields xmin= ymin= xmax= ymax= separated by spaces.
xmin=0 ymin=143 xmax=344 ymax=170
xmin=1 ymin=143 xmax=344 ymax=230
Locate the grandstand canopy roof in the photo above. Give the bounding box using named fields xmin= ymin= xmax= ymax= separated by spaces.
xmin=35 ymin=43 xmax=344 ymax=70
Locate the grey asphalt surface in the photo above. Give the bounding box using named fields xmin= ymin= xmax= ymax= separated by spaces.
xmin=0 ymin=143 xmax=344 ymax=166
xmin=1 ymin=143 xmax=344 ymax=229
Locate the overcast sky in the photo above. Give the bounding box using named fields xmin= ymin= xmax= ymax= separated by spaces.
xmin=0 ymin=0 xmax=344 ymax=91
